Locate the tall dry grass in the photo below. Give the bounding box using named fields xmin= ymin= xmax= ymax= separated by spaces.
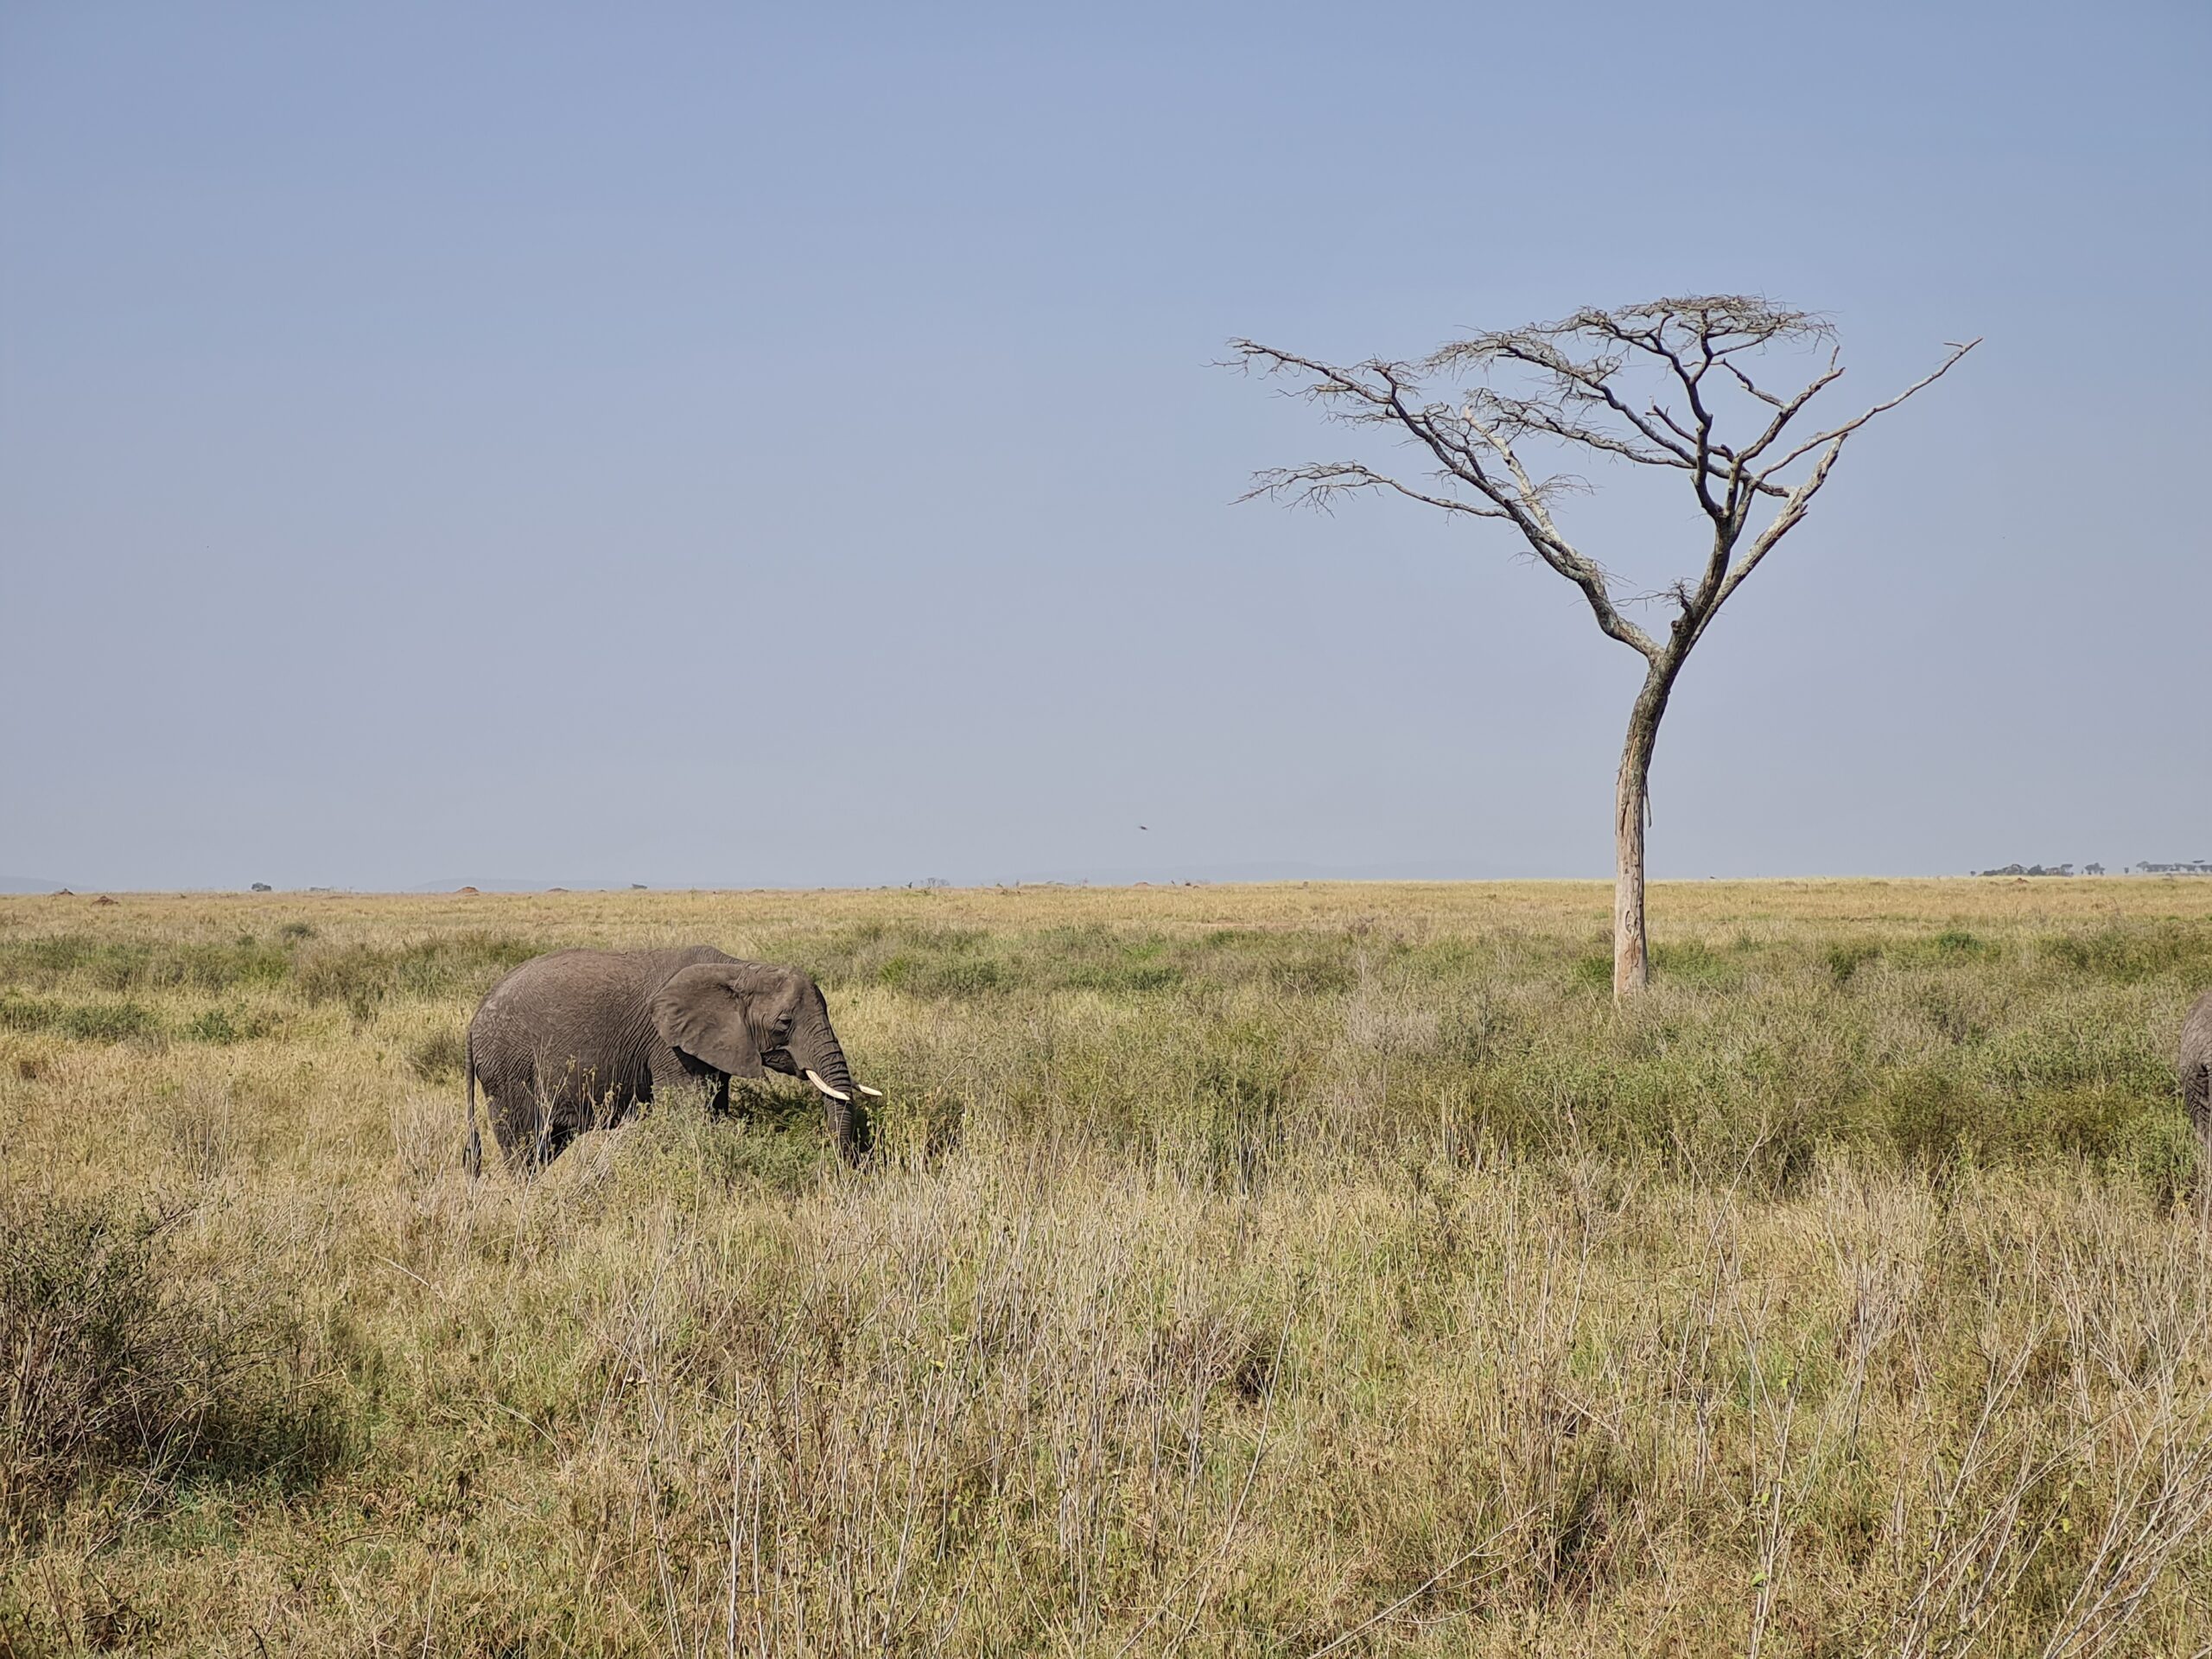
xmin=3 ymin=879 xmax=2211 ymax=1655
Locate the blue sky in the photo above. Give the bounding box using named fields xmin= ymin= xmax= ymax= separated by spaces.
xmin=3 ymin=1 xmax=2205 ymax=889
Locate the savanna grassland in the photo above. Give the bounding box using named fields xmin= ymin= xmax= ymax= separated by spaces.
xmin=6 ymin=878 xmax=2212 ymax=1657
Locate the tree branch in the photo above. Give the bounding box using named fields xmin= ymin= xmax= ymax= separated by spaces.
xmin=1751 ymin=339 xmax=1980 ymax=486
xmin=1229 ymin=308 xmax=1975 ymax=671
xmin=1239 ymin=461 xmax=1510 ymax=520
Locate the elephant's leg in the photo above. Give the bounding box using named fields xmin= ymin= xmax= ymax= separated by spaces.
xmin=478 ymin=1067 xmax=524 ymax=1167
xmin=488 ymin=1091 xmax=540 ymax=1171
xmin=646 ymin=1044 xmax=718 ymax=1116
xmin=2200 ymin=1121 xmax=2212 ymax=1224
xmin=486 ymin=1066 xmax=560 ymax=1172
xmin=2186 ymin=1064 xmax=2212 ymax=1220
xmin=528 ymin=1080 xmax=576 ymax=1166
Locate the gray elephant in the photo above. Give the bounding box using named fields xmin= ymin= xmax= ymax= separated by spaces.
xmin=464 ymin=946 xmax=879 ymax=1173
xmin=2185 ymin=991 xmax=2212 ymax=1187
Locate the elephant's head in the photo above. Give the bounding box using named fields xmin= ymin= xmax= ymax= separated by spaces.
xmin=649 ymin=961 xmax=878 ymax=1158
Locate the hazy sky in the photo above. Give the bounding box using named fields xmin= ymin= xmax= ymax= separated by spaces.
xmin=3 ymin=1 xmax=2206 ymax=890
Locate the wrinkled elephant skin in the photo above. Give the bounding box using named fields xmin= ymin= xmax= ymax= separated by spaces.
xmin=464 ymin=947 xmax=872 ymax=1173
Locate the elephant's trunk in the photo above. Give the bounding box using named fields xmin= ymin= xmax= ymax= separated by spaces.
xmin=794 ymin=1020 xmax=860 ymax=1161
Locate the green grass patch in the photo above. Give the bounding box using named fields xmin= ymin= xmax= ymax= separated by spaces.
xmin=294 ymin=933 xmax=540 ymax=1019
xmin=0 ymin=936 xmax=294 ymax=995
xmin=2037 ymin=924 xmax=2212 ymax=983
xmin=0 ymin=994 xmax=162 ymax=1043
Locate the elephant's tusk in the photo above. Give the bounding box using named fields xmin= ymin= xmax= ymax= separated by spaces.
xmin=856 ymin=1084 xmax=884 ymax=1099
xmin=804 ymin=1069 xmax=852 ymax=1103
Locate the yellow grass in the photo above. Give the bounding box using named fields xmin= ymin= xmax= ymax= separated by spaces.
xmin=4 ymin=879 xmax=2212 ymax=1656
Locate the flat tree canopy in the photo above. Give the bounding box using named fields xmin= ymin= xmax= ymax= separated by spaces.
xmin=1234 ymin=296 xmax=1974 ymax=996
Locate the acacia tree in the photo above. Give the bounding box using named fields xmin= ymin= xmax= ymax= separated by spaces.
xmin=1233 ymin=296 xmax=1975 ymax=998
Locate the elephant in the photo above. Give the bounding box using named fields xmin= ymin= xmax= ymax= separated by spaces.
xmin=2184 ymin=991 xmax=2212 ymax=1194
xmin=463 ymin=947 xmax=879 ymax=1173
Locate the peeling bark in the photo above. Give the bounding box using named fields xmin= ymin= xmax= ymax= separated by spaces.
xmin=1612 ymin=663 xmax=1678 ymax=997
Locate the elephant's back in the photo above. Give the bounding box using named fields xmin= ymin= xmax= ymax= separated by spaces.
xmin=480 ymin=944 xmax=725 ymax=995
xmin=467 ymin=947 xmax=733 ymax=1101
xmin=470 ymin=946 xmax=732 ymax=1036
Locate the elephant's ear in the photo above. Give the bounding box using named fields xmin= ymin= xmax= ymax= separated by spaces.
xmin=650 ymin=965 xmax=765 ymax=1078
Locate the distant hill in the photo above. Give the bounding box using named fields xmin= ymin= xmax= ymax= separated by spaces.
xmin=0 ymin=875 xmax=73 ymax=893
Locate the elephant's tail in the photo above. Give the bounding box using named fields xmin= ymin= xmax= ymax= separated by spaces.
xmin=463 ymin=1026 xmax=483 ymax=1179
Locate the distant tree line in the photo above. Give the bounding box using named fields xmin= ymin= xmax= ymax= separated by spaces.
xmin=1974 ymin=862 xmax=2210 ymax=877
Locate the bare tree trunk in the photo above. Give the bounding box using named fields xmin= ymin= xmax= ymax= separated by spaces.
xmin=1612 ymin=770 xmax=1649 ymax=999
xmin=1613 ymin=667 xmax=1675 ymax=1001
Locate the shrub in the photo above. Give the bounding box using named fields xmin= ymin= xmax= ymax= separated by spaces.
xmin=181 ymin=1007 xmax=270 ymax=1046
xmin=615 ymin=1088 xmax=834 ymax=1203
xmin=1826 ymin=942 xmax=1884 ymax=984
xmin=0 ymin=1192 xmax=351 ymax=1535
xmin=406 ymin=1027 xmax=469 ymax=1083
xmin=1881 ymin=1069 xmax=2014 ymax=1168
